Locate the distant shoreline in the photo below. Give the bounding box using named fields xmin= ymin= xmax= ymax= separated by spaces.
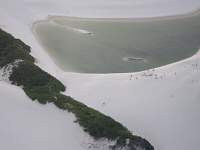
xmin=31 ymin=8 xmax=200 ymax=28
xmin=45 ymin=8 xmax=200 ymax=22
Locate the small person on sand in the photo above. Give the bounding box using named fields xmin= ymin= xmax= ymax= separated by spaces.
xmin=101 ymin=102 xmax=106 ymax=107
xmin=129 ymin=74 xmax=133 ymax=80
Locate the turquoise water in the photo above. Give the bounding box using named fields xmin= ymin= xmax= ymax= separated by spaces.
xmin=34 ymin=14 xmax=200 ymax=73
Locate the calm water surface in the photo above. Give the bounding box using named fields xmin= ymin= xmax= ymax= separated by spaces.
xmin=33 ymin=14 xmax=200 ymax=73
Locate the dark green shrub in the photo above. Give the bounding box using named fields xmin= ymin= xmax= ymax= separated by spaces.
xmin=0 ymin=29 xmax=34 ymax=67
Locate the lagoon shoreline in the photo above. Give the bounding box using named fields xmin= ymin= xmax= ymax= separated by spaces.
xmin=32 ymin=8 xmax=200 ymax=74
xmin=46 ymin=8 xmax=200 ymax=23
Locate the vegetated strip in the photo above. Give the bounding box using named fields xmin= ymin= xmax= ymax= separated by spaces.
xmin=0 ymin=28 xmax=154 ymax=150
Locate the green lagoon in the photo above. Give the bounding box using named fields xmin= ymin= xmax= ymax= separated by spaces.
xmin=33 ymin=13 xmax=200 ymax=73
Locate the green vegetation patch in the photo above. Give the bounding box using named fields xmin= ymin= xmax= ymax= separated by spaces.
xmin=10 ymin=61 xmax=65 ymax=104
xmin=0 ymin=28 xmax=154 ymax=150
xmin=0 ymin=29 xmax=34 ymax=67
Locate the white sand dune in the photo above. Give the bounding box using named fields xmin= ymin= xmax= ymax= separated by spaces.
xmin=0 ymin=0 xmax=200 ymax=150
xmin=0 ymin=81 xmax=116 ymax=150
xmin=62 ymin=52 xmax=200 ymax=150
xmin=0 ymin=81 xmax=85 ymax=150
